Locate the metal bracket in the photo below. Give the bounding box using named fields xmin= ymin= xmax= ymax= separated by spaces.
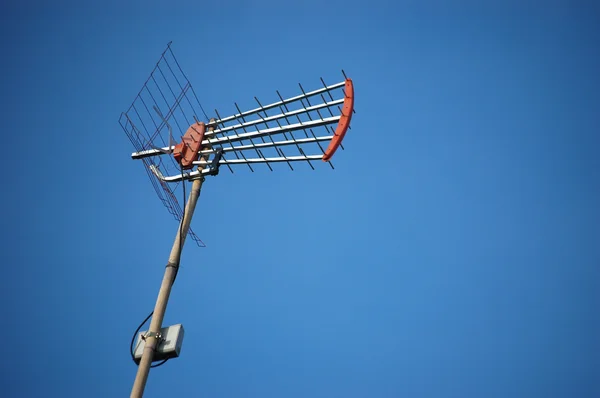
xmin=142 ymin=331 xmax=163 ymax=341
xmin=207 ymin=148 xmax=224 ymax=176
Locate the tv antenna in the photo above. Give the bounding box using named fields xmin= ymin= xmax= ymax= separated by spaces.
xmin=119 ymin=42 xmax=355 ymax=397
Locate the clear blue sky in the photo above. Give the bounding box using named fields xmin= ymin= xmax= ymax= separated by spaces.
xmin=1 ymin=1 xmax=599 ymax=397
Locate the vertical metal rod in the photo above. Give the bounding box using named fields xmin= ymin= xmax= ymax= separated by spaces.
xmin=130 ymin=119 xmax=215 ymax=398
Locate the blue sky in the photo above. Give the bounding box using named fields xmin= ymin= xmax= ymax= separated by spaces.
xmin=1 ymin=1 xmax=599 ymax=397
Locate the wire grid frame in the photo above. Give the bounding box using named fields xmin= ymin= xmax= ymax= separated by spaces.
xmin=119 ymin=42 xmax=209 ymax=247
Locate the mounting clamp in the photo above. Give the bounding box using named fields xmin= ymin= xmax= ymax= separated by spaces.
xmin=142 ymin=331 xmax=162 ymax=341
xmin=207 ymin=148 xmax=224 ymax=176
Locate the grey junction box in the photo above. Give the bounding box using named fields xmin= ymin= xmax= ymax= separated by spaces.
xmin=133 ymin=324 xmax=184 ymax=364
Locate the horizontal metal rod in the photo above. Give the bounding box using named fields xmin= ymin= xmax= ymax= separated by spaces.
xmin=151 ymin=154 xmax=321 ymax=182
xmin=132 ymin=147 xmax=174 ymax=159
xmin=194 ymin=154 xmax=324 ymax=165
xmin=132 ymin=116 xmax=340 ymax=159
xmin=149 ymin=164 xmax=211 ymax=182
xmin=199 ymin=135 xmax=333 ymax=155
xmin=208 ymin=81 xmax=345 ymax=126
xmin=150 ymin=151 xmax=327 ymax=182
xmin=204 ymin=116 xmax=340 ymax=146
xmin=207 ymin=99 xmax=344 ymax=137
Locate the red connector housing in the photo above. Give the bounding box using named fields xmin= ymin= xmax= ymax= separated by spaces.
xmin=173 ymin=122 xmax=206 ymax=169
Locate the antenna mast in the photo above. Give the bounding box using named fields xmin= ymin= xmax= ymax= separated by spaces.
xmin=119 ymin=43 xmax=355 ymax=397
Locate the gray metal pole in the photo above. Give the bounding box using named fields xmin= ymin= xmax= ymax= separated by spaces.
xmin=130 ymin=120 xmax=214 ymax=398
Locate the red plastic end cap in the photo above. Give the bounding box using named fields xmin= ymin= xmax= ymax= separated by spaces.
xmin=323 ymin=78 xmax=354 ymax=162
